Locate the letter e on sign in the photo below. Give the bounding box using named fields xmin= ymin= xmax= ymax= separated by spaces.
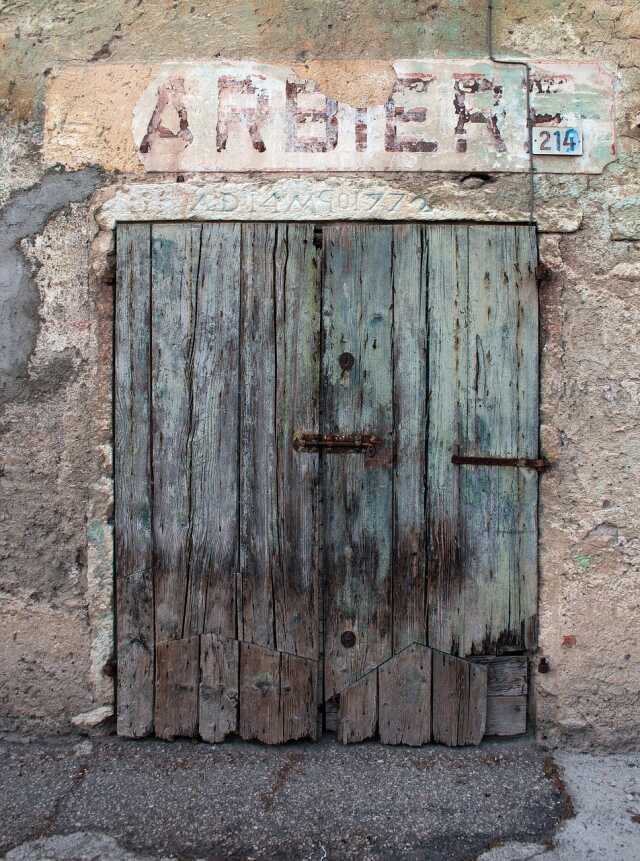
xmin=385 ymin=75 xmax=438 ymax=153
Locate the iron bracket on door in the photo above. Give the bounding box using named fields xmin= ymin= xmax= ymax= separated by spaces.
xmin=451 ymin=454 xmax=549 ymax=472
xmin=293 ymin=432 xmax=380 ymax=457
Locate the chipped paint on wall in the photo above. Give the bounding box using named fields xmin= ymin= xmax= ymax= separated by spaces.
xmin=529 ymin=61 xmax=616 ymax=174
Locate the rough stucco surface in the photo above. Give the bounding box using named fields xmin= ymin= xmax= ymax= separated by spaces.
xmin=493 ymin=3 xmax=640 ymax=751
xmin=0 ymin=0 xmax=638 ymax=750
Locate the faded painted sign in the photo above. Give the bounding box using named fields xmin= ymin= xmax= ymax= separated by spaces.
xmin=133 ymin=60 xmax=529 ymax=173
xmin=43 ymin=60 xmax=615 ymax=175
xmin=131 ymin=60 xmax=614 ymax=174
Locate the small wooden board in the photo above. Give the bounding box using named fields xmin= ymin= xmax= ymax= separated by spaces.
xmin=199 ymin=634 xmax=239 ymax=743
xmin=474 ymin=656 xmax=528 ymax=736
xmin=379 ymin=644 xmax=432 ymax=746
xmin=432 ymin=651 xmax=487 ymax=746
xmin=155 ymin=637 xmax=200 ymax=740
xmin=337 ymin=671 xmax=378 ymax=744
xmin=239 ymin=642 xmax=317 ymax=743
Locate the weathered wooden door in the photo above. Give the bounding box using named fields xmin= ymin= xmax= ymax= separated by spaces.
xmin=115 ymin=222 xmax=538 ymax=746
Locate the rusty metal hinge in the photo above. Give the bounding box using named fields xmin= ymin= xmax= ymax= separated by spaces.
xmin=293 ymin=432 xmax=379 ymax=456
xmin=451 ymin=454 xmax=548 ymax=472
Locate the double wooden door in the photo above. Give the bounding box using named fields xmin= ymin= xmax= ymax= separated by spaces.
xmin=115 ymin=222 xmax=538 ymax=746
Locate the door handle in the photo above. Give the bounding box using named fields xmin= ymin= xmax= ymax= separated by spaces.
xmin=293 ymin=432 xmax=379 ymax=456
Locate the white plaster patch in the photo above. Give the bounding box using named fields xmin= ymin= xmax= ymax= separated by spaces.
xmin=71 ymin=705 xmax=114 ymax=732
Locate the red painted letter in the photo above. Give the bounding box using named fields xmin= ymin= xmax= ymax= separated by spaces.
xmin=286 ymin=80 xmax=338 ymax=153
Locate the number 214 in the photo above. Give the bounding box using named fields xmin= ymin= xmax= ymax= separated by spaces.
xmin=538 ymin=128 xmax=579 ymax=152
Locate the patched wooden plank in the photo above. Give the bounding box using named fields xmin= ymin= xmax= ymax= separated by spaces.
xmin=337 ymin=671 xmax=378 ymax=744
xmin=473 ymin=655 xmax=528 ymax=697
xmin=199 ymin=634 xmax=239 ymax=743
xmin=392 ymin=225 xmax=428 ymax=652
xmin=379 ymin=644 xmax=432 ymax=746
xmin=426 ymin=224 xmax=469 ymax=655
xmin=151 ymin=223 xmax=201 ymax=640
xmin=322 ymin=224 xmax=394 ymax=701
xmin=486 ymin=695 xmax=527 ymax=736
xmin=473 ymin=655 xmax=528 ymax=737
xmin=239 ymin=641 xmax=282 ymax=743
xmin=281 ymin=652 xmax=318 ymax=741
xmin=239 ymin=223 xmax=278 ymax=650
xmin=432 ymin=651 xmax=487 ymax=746
xmin=115 ymin=223 xmax=154 ymax=738
xmin=274 ymin=224 xmax=321 ymax=659
xmin=155 ymin=637 xmax=200 ymax=740
xmin=183 ymin=224 xmax=241 ymax=639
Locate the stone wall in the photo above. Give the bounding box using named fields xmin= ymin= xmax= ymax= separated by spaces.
xmin=0 ymin=0 xmax=638 ymax=749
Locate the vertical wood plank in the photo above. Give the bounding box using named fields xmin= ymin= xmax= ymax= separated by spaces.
xmin=183 ymin=223 xmax=241 ymax=639
xmin=239 ymin=642 xmax=281 ymax=743
xmin=462 ymin=226 xmax=518 ymax=655
xmin=432 ymin=651 xmax=487 ymax=746
xmin=426 ymin=225 xmax=538 ymax=657
xmin=115 ymin=223 xmax=154 ymax=737
xmin=322 ymin=224 xmax=394 ymax=701
xmin=426 ymin=225 xmax=469 ymax=655
xmin=460 ymin=225 xmax=538 ymax=654
xmin=274 ymin=224 xmax=321 ymax=659
xmin=199 ymin=634 xmax=239 ymax=743
xmin=239 ymin=223 xmax=278 ymax=650
xmin=515 ymin=226 xmax=540 ymax=651
xmin=151 ymin=223 xmax=202 ymax=641
xmin=378 ymin=643 xmax=432 ymax=746
xmin=392 ymin=225 xmax=428 ymax=652
xmin=337 ymin=671 xmax=378 ymax=744
xmin=155 ymin=637 xmax=200 ymax=740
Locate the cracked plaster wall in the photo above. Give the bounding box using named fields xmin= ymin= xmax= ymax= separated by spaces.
xmin=0 ymin=0 xmax=638 ymax=749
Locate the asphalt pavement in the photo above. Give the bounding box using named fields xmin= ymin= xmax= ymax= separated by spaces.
xmin=0 ymin=733 xmax=567 ymax=860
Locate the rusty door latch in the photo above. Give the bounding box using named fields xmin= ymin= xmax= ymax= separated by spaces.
xmin=293 ymin=431 xmax=379 ymax=456
xmin=451 ymin=454 xmax=548 ymax=472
